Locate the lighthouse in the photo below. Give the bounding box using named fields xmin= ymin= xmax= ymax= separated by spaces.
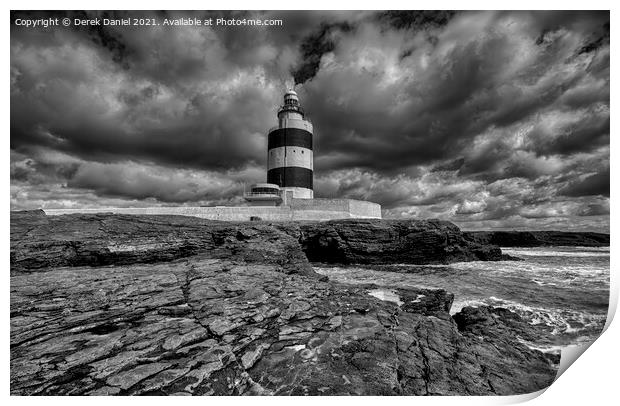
xmin=48 ymin=88 xmax=382 ymax=219
xmin=266 ymin=90 xmax=314 ymax=200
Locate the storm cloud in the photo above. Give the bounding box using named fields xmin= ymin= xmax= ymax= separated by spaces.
xmin=10 ymin=10 xmax=609 ymax=232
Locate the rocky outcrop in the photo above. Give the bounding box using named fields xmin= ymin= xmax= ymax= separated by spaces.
xmin=283 ymin=219 xmax=503 ymax=264
xmin=11 ymin=213 xmax=505 ymax=275
xmin=453 ymin=306 xmax=561 ymax=366
xmin=464 ymin=231 xmax=609 ymax=247
xmin=10 ymin=212 xmax=558 ymax=395
xmin=11 ymin=255 xmax=556 ymax=395
xmin=10 ymin=211 xmax=313 ymax=277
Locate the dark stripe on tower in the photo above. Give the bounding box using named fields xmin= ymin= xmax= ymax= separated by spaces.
xmin=267 ymin=167 xmax=313 ymax=189
xmin=268 ymin=128 xmax=313 ymax=150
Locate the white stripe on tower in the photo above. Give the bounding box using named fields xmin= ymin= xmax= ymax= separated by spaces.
xmin=268 ymin=146 xmax=313 ymax=170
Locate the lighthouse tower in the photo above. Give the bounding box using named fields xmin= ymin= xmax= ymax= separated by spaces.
xmin=267 ymin=90 xmax=314 ymax=200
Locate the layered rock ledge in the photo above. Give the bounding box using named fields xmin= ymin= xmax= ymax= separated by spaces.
xmin=464 ymin=230 xmax=609 ymax=247
xmin=10 ymin=211 xmax=558 ymax=395
xmin=11 ymin=211 xmax=504 ymax=274
xmin=286 ymin=219 xmax=504 ymax=264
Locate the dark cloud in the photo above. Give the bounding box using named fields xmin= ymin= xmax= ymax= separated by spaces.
xmin=431 ymin=158 xmax=465 ymax=172
xmin=577 ymin=21 xmax=610 ymax=55
xmin=577 ymin=202 xmax=609 ymax=216
xmin=10 ymin=10 xmax=610 ymax=232
xmin=291 ymin=11 xmax=457 ymax=84
xmin=560 ymin=169 xmax=610 ymax=197
xmin=292 ymin=21 xmax=353 ymax=85
xmin=71 ymin=10 xmax=133 ymax=66
xmin=377 ymin=10 xmax=456 ymax=30
xmin=65 ymin=161 xmax=239 ymax=203
xmin=299 ymin=11 xmax=609 ymax=177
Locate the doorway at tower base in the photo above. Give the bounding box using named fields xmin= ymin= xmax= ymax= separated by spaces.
xmin=281 ymin=188 xmax=313 ymax=203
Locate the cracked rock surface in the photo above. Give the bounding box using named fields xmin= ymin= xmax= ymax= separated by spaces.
xmin=10 ymin=211 xmax=557 ymax=395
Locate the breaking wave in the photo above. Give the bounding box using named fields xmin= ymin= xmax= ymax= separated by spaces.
xmin=314 ymin=246 xmax=609 ymax=352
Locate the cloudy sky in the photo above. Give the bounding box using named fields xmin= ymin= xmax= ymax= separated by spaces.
xmin=10 ymin=10 xmax=609 ymax=231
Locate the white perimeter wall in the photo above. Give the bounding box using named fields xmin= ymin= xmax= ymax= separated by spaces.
xmin=44 ymin=207 xmax=293 ymax=221
xmin=291 ymin=198 xmax=382 ymax=219
xmin=44 ymin=199 xmax=382 ymax=221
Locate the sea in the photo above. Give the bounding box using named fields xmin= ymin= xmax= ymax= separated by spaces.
xmin=314 ymin=246 xmax=610 ymax=353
